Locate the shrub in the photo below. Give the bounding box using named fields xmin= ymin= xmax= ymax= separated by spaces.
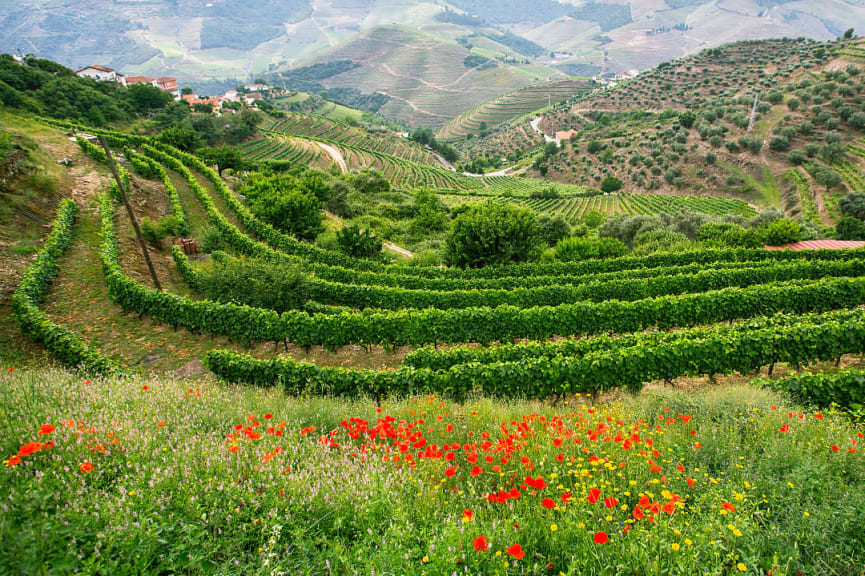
xmin=196 ymin=255 xmax=308 ymax=313
xmin=444 ymin=202 xmax=542 ymax=268
xmin=337 ymin=224 xmax=383 ymax=258
xmin=760 ymin=217 xmax=802 ymax=246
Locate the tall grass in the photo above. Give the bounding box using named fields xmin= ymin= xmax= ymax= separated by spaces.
xmin=1 ymin=368 xmax=863 ymax=575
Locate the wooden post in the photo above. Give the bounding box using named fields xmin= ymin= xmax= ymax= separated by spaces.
xmin=99 ymin=137 xmax=162 ymax=292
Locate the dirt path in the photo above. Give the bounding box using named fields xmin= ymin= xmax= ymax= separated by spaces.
xmin=377 ymin=91 xmax=451 ymax=119
xmin=318 ymin=142 xmax=347 ymax=173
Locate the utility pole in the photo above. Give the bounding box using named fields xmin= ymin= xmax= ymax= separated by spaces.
xmin=99 ymin=137 xmax=162 ymax=291
xmin=747 ymin=93 xmax=759 ymax=132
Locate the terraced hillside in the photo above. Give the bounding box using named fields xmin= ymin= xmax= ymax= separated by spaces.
xmin=455 ymin=38 xmax=865 ymax=225
xmin=302 ymin=26 xmax=562 ymax=128
xmin=437 ymin=77 xmax=596 ymax=140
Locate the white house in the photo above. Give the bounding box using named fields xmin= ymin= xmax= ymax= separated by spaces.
xmin=76 ymin=65 xmax=127 ymax=86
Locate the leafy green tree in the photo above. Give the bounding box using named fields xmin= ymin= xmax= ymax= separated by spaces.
xmin=696 ymin=222 xmax=760 ymax=248
xmin=836 ymin=216 xmax=865 ymax=240
xmin=158 ymin=126 xmax=201 ymax=153
xmin=839 ymin=193 xmax=865 ymax=220
xmin=444 ymin=202 xmax=542 ymax=268
xmin=813 ymin=165 xmax=843 ymax=191
xmin=243 ymin=176 xmax=323 ymax=241
xmin=538 ymin=213 xmax=572 ymax=246
xmin=760 ymin=218 xmax=802 ymax=246
xmin=196 ymin=146 xmax=246 ymax=176
xmin=127 ymin=83 xmax=173 ymax=112
xmin=337 ymin=224 xmax=382 ymax=258
xmin=600 ymin=176 xmax=623 ymax=193
xmin=844 ymin=28 xmax=855 ymax=40
xmin=678 ymin=110 xmax=697 ymax=129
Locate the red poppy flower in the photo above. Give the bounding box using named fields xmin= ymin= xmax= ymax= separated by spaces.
xmin=686 ymin=477 xmax=696 ymax=489
xmin=445 ymin=466 xmax=457 ymax=477
xmin=506 ymin=543 xmax=525 ymax=560
xmin=525 ymin=476 xmax=546 ymax=490
xmin=632 ymin=506 xmax=645 ymax=520
xmin=17 ymin=442 xmax=42 ymax=458
xmin=541 ymin=498 xmax=555 ymax=509
xmin=79 ymin=462 xmax=94 ymax=474
xmin=141 ymin=385 xmax=148 ymax=391
xmin=831 ymin=445 xmax=840 ymax=452
xmin=470 ymin=465 xmax=482 ymax=477
xmin=721 ymin=502 xmax=736 ymax=513
xmin=593 ymin=531 xmax=609 ymax=544
xmin=43 ymin=441 xmax=54 ymax=450
xmin=780 ymin=424 xmax=790 ymax=433
xmin=473 ymin=535 xmax=488 ymax=552
xmin=264 ymin=414 xmax=273 ymax=419
xmin=561 ymin=492 xmax=572 ymax=504
xmin=4 ymin=455 xmax=22 ymax=467
xmin=462 ymin=509 xmax=473 ymax=522
xmin=38 ymin=424 xmax=55 ymax=436
xmin=587 ymin=488 xmax=602 ymax=504
xmin=604 ymin=497 xmax=619 ymax=508
xmin=228 ymin=446 xmax=239 ymax=453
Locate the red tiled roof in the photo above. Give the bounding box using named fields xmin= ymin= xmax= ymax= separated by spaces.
xmin=764 ymin=240 xmax=865 ymax=251
xmin=126 ymin=76 xmax=154 ymax=84
xmin=78 ymin=65 xmax=114 ymax=73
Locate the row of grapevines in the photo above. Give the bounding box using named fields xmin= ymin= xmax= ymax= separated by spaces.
xmin=125 ymin=149 xmax=189 ymax=236
xmin=756 ymin=368 xmax=865 ymax=410
xmin=204 ymin=310 xmax=865 ymax=399
xmin=11 ymin=199 xmax=121 ymax=375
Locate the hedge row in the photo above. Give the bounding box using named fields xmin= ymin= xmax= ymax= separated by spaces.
xmin=204 ymin=310 xmax=865 ymax=399
xmin=404 ymin=309 xmax=865 ymax=371
xmin=756 ymin=369 xmax=865 ymax=409
xmin=98 ymin=196 xmax=865 ymax=348
xmin=11 ymin=199 xmax=121 ymax=375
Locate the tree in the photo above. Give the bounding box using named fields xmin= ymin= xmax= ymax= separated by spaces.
xmin=244 ymin=177 xmax=324 ymax=241
xmin=587 ymin=140 xmax=603 ymax=154
xmin=678 ymin=110 xmax=697 ymax=129
xmin=836 ymin=216 xmax=865 ymax=240
xmin=158 ymin=126 xmax=201 ymax=152
xmin=196 ymin=255 xmax=308 ymax=312
xmin=760 ymin=217 xmax=802 ymax=246
xmin=844 ymin=28 xmax=855 ymax=40
xmin=538 ymin=213 xmax=571 ymax=246
xmin=337 ymin=224 xmax=382 ymax=258
xmin=839 ymin=193 xmax=865 ymax=220
xmin=196 ymin=146 xmax=246 ymax=176
xmin=600 ymin=176 xmax=623 ymax=193
xmin=444 ymin=202 xmax=542 ymax=268
xmin=127 ymin=83 xmax=173 ymax=112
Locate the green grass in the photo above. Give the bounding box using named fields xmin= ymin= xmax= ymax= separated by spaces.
xmin=1 ymin=370 xmax=863 ymax=575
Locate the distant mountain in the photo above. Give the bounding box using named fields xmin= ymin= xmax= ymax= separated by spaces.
xmin=2 ymin=0 xmax=864 ymax=125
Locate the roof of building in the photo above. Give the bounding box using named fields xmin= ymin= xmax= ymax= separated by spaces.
xmin=764 ymin=240 xmax=865 ymax=251
xmin=126 ymin=76 xmax=154 ymax=84
xmin=78 ymin=65 xmax=114 ymax=73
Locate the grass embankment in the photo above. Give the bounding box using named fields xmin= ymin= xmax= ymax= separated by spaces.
xmin=1 ymin=368 xmax=863 ymax=575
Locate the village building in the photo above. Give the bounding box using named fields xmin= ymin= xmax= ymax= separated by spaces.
xmin=126 ymin=76 xmax=181 ymax=100
xmin=76 ymin=65 xmax=127 ymax=86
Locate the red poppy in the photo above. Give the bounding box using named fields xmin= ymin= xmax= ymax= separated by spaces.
xmin=831 ymin=445 xmax=840 ymax=452
xmin=444 ymin=466 xmax=457 ymax=478
xmin=587 ymin=488 xmax=602 ymax=504
xmin=141 ymin=385 xmax=148 ymax=391
xmin=470 ymin=465 xmax=482 ymax=477
xmin=462 ymin=509 xmax=473 ymax=522
xmin=228 ymin=446 xmax=239 ymax=453
xmin=264 ymin=414 xmax=273 ymax=419
xmin=632 ymin=506 xmax=645 ymax=520
xmin=43 ymin=441 xmax=54 ymax=450
xmin=604 ymin=497 xmax=619 ymax=509
xmin=541 ymin=498 xmax=555 ymax=509
xmin=561 ymin=492 xmax=572 ymax=504
xmin=780 ymin=424 xmax=790 ymax=433
xmin=721 ymin=502 xmax=736 ymax=513
xmin=686 ymin=477 xmax=696 ymax=489
xmin=4 ymin=455 xmax=22 ymax=467
xmin=38 ymin=424 xmax=55 ymax=436
xmin=79 ymin=462 xmax=94 ymax=474
xmin=17 ymin=442 xmax=42 ymax=458
xmin=472 ymin=535 xmax=488 ymax=552
xmin=506 ymin=543 xmax=525 ymax=560
xmin=525 ymin=476 xmax=546 ymax=490
xmin=593 ymin=531 xmax=609 ymax=544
